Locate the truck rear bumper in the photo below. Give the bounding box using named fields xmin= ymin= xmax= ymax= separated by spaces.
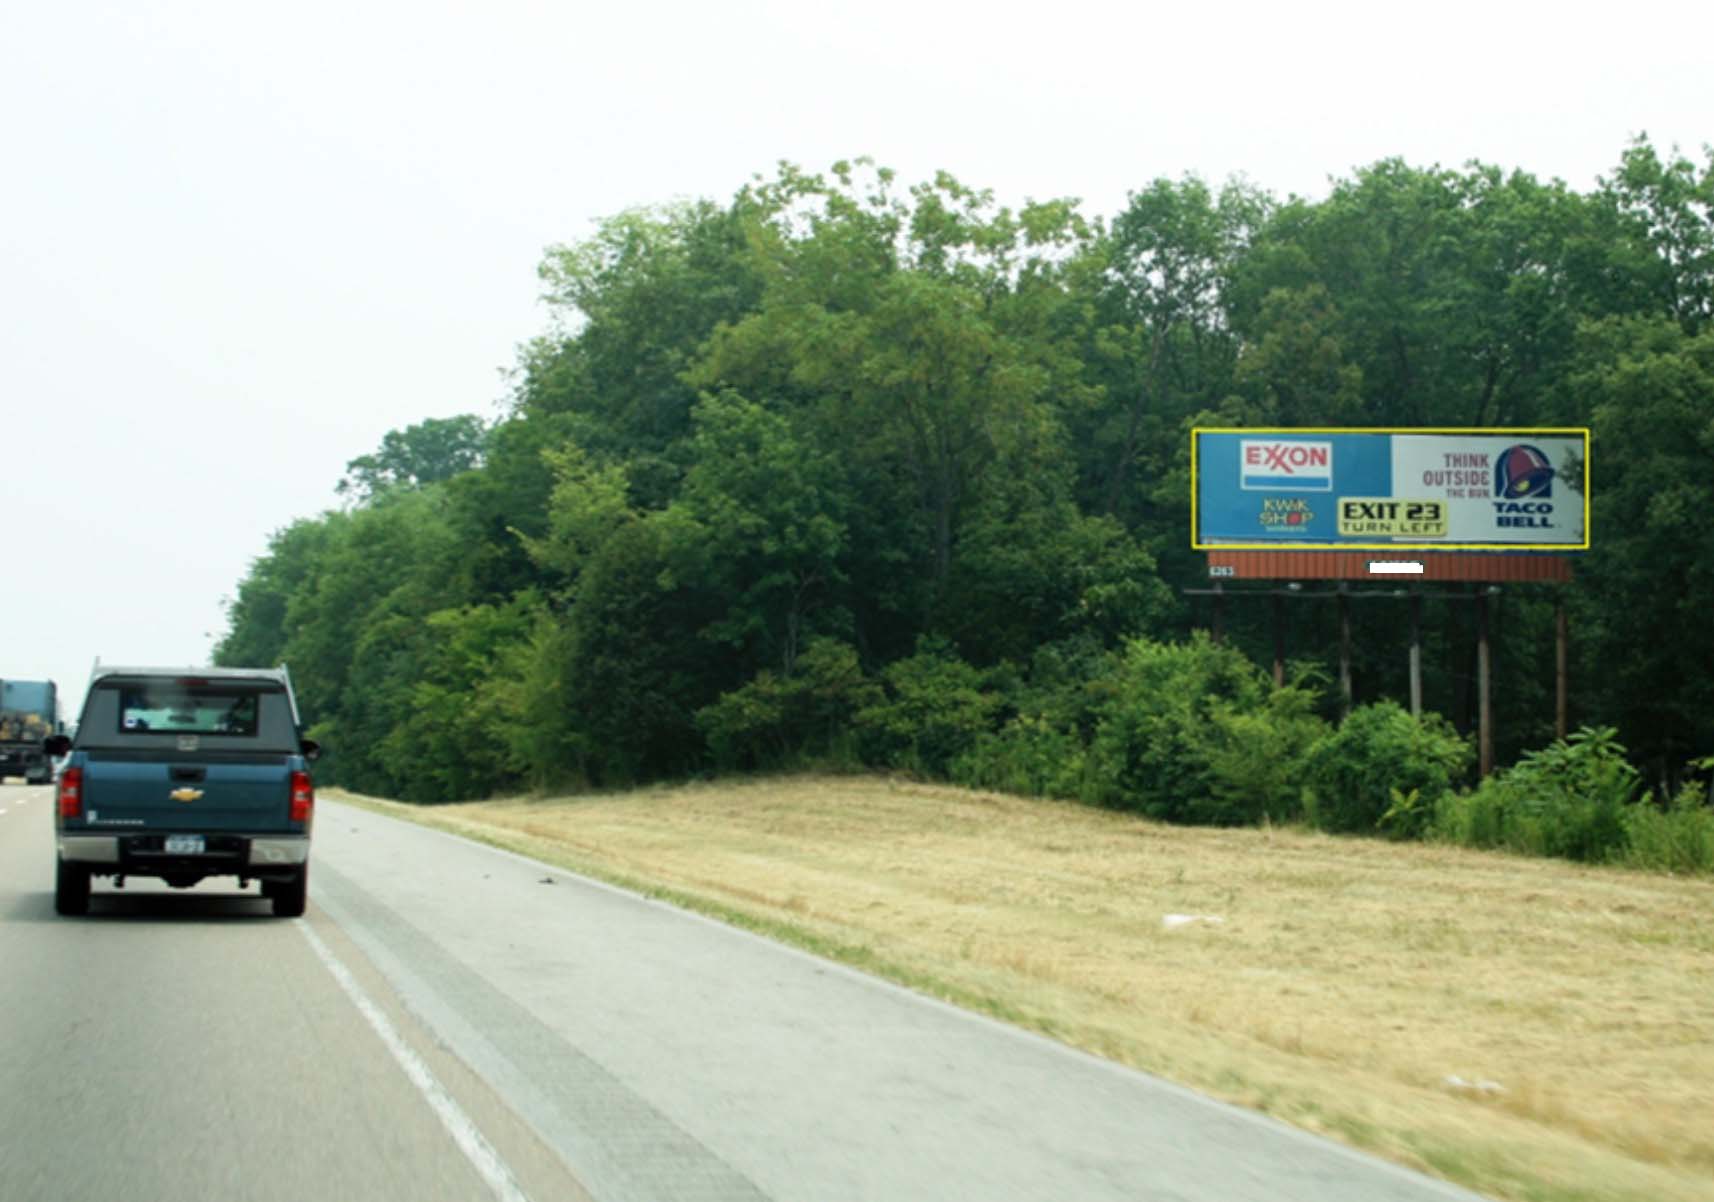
xmin=59 ymin=835 xmax=310 ymax=869
xmin=58 ymin=836 xmax=121 ymax=864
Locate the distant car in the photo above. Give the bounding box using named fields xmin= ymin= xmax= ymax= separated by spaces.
xmin=48 ymin=665 xmax=319 ymax=917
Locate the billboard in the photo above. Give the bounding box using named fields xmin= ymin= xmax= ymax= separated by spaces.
xmin=1192 ymin=428 xmax=1589 ymax=551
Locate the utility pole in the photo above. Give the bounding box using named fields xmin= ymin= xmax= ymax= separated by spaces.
xmin=1408 ymin=589 xmax=1423 ymax=718
xmin=1475 ymin=588 xmax=1493 ymax=778
xmin=1271 ymin=592 xmax=1286 ymax=687
xmin=1555 ymin=593 xmax=1568 ymax=740
xmin=1337 ymin=583 xmax=1352 ymax=718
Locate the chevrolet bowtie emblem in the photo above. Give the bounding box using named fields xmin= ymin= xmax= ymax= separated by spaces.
xmin=170 ymin=788 xmax=203 ymax=802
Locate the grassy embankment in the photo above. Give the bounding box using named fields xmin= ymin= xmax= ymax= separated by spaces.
xmin=329 ymin=776 xmax=1714 ymax=1202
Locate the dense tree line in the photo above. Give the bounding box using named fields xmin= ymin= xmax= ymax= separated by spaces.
xmin=216 ymin=140 xmax=1714 ymax=806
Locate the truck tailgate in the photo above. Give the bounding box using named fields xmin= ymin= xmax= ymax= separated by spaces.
xmin=80 ymin=755 xmax=294 ymax=830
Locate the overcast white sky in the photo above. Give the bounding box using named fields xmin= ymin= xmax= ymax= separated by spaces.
xmin=2 ymin=0 xmax=1709 ymax=719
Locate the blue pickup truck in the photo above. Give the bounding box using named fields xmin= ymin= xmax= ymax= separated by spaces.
xmin=47 ymin=665 xmax=319 ymax=917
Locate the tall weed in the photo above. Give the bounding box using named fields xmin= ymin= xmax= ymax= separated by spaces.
xmin=1431 ymin=727 xmax=1640 ymax=863
xmin=1621 ymin=781 xmax=1714 ymax=874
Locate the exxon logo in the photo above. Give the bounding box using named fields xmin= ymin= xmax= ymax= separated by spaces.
xmin=1240 ymin=440 xmax=1333 ymax=491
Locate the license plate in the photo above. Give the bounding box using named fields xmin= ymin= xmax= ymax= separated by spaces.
xmin=164 ymin=835 xmax=205 ymax=854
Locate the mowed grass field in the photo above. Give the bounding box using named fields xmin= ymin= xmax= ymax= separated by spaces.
xmin=331 ymin=776 xmax=1714 ymax=1202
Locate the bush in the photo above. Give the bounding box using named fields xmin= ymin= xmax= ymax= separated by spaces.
xmin=949 ymin=637 xmax=1123 ymax=803
xmin=951 ymin=714 xmax=1094 ymax=801
xmin=1623 ymin=782 xmax=1714 ymax=874
xmin=855 ymin=641 xmax=1002 ymax=776
xmin=695 ymin=639 xmax=880 ymax=770
xmin=1430 ymin=726 xmax=1639 ymax=862
xmin=1199 ymin=688 xmax=1330 ymax=825
xmin=1304 ymin=702 xmax=1472 ymax=836
xmin=1086 ymin=634 xmax=1327 ymax=825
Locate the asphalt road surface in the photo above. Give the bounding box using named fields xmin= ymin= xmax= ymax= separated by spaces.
xmin=0 ymin=780 xmax=1488 ymax=1202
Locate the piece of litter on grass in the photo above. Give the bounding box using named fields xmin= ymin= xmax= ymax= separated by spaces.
xmin=1444 ymin=1075 xmax=1505 ymax=1094
xmin=1162 ymin=914 xmax=1225 ymax=930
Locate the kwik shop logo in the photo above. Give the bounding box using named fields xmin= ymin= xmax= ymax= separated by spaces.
xmin=1240 ymin=440 xmax=1333 ymax=491
xmin=1493 ymin=444 xmax=1555 ymax=528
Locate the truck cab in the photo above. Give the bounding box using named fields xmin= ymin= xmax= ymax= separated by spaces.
xmin=49 ymin=665 xmax=319 ymax=917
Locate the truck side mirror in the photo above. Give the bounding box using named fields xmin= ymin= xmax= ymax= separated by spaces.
xmin=43 ymin=734 xmax=72 ymax=757
xmin=300 ymin=739 xmax=321 ymax=761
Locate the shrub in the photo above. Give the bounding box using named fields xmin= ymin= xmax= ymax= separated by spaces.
xmin=695 ymin=638 xmax=881 ymax=770
xmin=1623 ymin=782 xmax=1714 ymax=874
xmin=1430 ymin=726 xmax=1639 ymax=862
xmin=1086 ymin=634 xmax=1326 ymax=825
xmin=1304 ymin=702 xmax=1472 ymax=836
xmin=949 ymin=637 xmax=1123 ymax=803
xmin=855 ymin=641 xmax=1002 ymax=776
xmin=1199 ymin=687 xmax=1329 ymax=825
xmin=950 ymin=714 xmax=1094 ymax=801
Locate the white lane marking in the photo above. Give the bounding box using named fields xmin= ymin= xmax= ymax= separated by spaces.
xmin=299 ymin=922 xmax=532 ymax=1202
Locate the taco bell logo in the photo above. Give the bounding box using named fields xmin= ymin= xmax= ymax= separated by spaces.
xmin=1492 ymin=443 xmax=1556 ymax=529
xmin=1495 ymin=444 xmax=1554 ymax=499
xmin=1240 ymin=440 xmax=1333 ymax=491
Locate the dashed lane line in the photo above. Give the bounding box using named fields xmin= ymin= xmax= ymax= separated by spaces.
xmin=298 ymin=920 xmax=533 ymax=1202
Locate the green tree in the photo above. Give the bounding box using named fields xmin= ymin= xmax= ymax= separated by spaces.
xmin=659 ymin=390 xmax=850 ymax=672
xmin=1233 ymin=160 xmax=1595 ymax=428
xmin=694 ymin=161 xmax=1099 ymax=651
xmin=529 ymin=199 xmax=765 ymax=449
xmin=1229 ymin=284 xmax=1365 ymax=426
xmin=1083 ymin=176 xmax=1263 ymax=521
xmin=216 ymin=518 xmax=336 ymax=669
xmin=373 ymin=597 xmax=541 ymax=801
xmin=1595 ymin=138 xmax=1714 ymax=333
xmin=1569 ymin=315 xmax=1714 ymax=789
xmin=337 ymin=414 xmax=490 ymax=503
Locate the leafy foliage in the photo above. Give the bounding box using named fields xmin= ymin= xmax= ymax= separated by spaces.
xmin=1303 ymin=702 xmax=1472 ymax=836
xmin=855 ymin=641 xmax=1002 ymax=777
xmin=1430 ymin=726 xmax=1640 ymax=862
xmin=1086 ymin=634 xmax=1327 ymax=825
xmin=696 ymin=639 xmax=879 ymax=770
xmin=1622 ymin=779 xmax=1714 ymax=875
xmin=337 ymin=415 xmax=490 ymax=503
xmin=211 ymin=143 xmax=1714 ymax=858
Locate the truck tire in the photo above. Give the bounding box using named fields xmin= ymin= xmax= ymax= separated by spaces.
xmin=55 ymin=860 xmax=91 ymax=916
xmin=271 ymin=868 xmax=308 ymax=918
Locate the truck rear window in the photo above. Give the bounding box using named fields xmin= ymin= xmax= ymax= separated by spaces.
xmin=116 ymin=684 xmax=263 ymax=737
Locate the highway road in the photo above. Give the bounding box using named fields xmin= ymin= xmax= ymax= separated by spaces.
xmin=0 ymin=779 xmax=1488 ymax=1202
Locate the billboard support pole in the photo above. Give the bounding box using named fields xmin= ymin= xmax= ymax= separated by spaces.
xmin=1476 ymin=589 xmax=1494 ymax=778
xmin=1211 ymin=583 xmax=1225 ymax=645
xmin=1272 ymin=591 xmax=1286 ymax=688
xmin=1408 ymin=590 xmax=1423 ymax=718
xmin=1555 ymin=593 xmax=1568 ymax=740
xmin=1337 ymin=583 xmax=1352 ymax=718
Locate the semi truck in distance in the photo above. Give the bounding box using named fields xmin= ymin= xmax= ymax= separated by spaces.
xmin=0 ymin=678 xmax=59 ymax=784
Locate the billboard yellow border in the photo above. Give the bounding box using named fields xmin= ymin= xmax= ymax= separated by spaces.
xmin=1190 ymin=427 xmax=1591 ymax=552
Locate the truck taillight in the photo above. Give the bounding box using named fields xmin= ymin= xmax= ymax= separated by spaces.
xmin=57 ymin=767 xmax=83 ymax=819
xmin=289 ymin=770 xmax=314 ymax=823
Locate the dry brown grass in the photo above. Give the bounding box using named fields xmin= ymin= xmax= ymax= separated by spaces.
xmin=330 ymin=776 xmax=1714 ymax=1202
